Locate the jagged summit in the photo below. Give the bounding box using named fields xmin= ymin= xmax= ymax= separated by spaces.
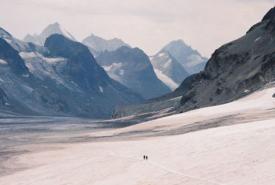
xmin=82 ymin=33 xmax=130 ymax=55
xmin=0 ymin=27 xmax=12 ymax=38
xmin=88 ymin=33 xmax=124 ymax=43
xmin=24 ymin=22 xmax=76 ymax=45
xmin=162 ymin=39 xmax=200 ymax=58
xmin=51 ymin=22 xmax=60 ymax=27
xmin=42 ymin=22 xmax=75 ymax=40
xmin=161 ymin=39 xmax=207 ymax=74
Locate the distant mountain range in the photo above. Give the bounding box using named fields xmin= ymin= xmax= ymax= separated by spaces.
xmin=0 ymin=28 xmax=142 ymax=118
xmin=0 ymin=19 xmax=221 ymax=118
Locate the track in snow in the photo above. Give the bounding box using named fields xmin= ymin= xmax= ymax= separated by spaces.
xmin=109 ymin=152 xmax=224 ymax=185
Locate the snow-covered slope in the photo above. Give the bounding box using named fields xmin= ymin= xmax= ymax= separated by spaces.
xmin=150 ymin=51 xmax=189 ymax=90
xmin=163 ymin=40 xmax=207 ymax=74
xmin=114 ymin=84 xmax=275 ymax=135
xmin=1 ymin=85 xmax=275 ymax=185
xmin=82 ymin=34 xmax=130 ymax=56
xmin=24 ymin=22 xmax=76 ymax=45
xmin=153 ymin=68 xmax=178 ymax=90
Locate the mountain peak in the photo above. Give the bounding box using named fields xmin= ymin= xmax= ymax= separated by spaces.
xmin=169 ymin=39 xmax=187 ymax=45
xmin=24 ymin=22 xmax=75 ymax=45
xmin=52 ymin=22 xmax=60 ymax=27
xmin=160 ymin=39 xmax=207 ymax=74
xmin=42 ymin=22 xmax=62 ymax=33
xmin=44 ymin=22 xmax=61 ymax=29
xmin=44 ymin=23 xmax=63 ymax=32
xmin=88 ymin=33 xmax=124 ymax=43
xmin=41 ymin=22 xmax=75 ymax=41
xmin=162 ymin=39 xmax=192 ymax=54
xmin=0 ymin=27 xmax=12 ymax=38
xmin=262 ymin=7 xmax=275 ymax=21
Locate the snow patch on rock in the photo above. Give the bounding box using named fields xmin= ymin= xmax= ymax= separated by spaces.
xmin=0 ymin=59 xmax=7 ymax=65
xmin=154 ymin=68 xmax=178 ymax=90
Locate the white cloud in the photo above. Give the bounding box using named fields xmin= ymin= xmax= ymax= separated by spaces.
xmin=0 ymin=0 xmax=273 ymax=57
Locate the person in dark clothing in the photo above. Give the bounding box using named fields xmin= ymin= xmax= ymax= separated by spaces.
xmin=143 ymin=155 xmax=149 ymax=160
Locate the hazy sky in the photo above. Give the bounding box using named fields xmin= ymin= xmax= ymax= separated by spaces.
xmin=0 ymin=0 xmax=273 ymax=57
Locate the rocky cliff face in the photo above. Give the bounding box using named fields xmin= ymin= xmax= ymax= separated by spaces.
xmin=178 ymin=7 xmax=275 ymax=112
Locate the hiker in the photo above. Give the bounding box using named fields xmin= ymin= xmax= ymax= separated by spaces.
xmin=143 ymin=155 xmax=149 ymax=160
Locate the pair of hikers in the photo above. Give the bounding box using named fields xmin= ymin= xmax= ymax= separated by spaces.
xmin=143 ymin=155 xmax=148 ymax=160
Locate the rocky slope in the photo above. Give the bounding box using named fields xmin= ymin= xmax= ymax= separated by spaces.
xmin=177 ymin=7 xmax=275 ymax=112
